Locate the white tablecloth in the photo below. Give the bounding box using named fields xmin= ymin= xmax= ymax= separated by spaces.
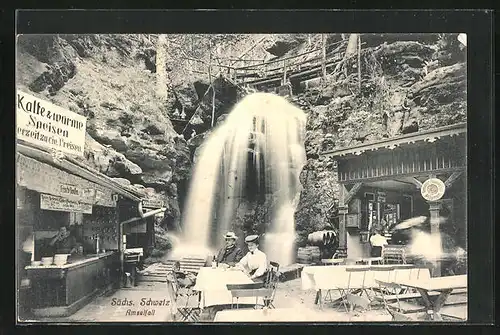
xmin=214 ymin=308 xmax=335 ymax=322
xmin=193 ymin=267 xmax=264 ymax=308
xmin=301 ymin=265 xmax=430 ymax=291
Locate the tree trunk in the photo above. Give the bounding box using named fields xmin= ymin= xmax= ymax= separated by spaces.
xmin=344 ymin=33 xmax=359 ymax=78
xmin=156 ymin=34 xmax=168 ymax=100
xmin=321 ymin=34 xmax=327 ymax=81
xmin=345 ymin=33 xmax=359 ymax=57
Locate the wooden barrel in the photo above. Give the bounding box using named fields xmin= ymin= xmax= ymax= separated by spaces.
xmin=297 ymin=246 xmax=321 ymax=264
xmin=308 ymin=230 xmax=337 ymax=246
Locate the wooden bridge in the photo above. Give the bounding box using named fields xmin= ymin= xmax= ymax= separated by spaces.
xmin=227 ymin=39 xmax=348 ymax=90
xmin=186 ymin=36 xmax=364 ymax=93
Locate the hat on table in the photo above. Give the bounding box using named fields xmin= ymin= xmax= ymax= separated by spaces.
xmin=244 ymin=235 xmax=259 ymax=243
xmin=224 ymin=232 xmax=238 ymax=240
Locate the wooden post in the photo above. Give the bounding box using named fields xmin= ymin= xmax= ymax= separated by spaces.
xmin=283 ymin=59 xmax=287 ymax=85
xmin=337 ymin=184 xmax=348 ymax=258
xmin=428 ymin=201 xmax=442 ymax=277
xmin=357 ymin=34 xmax=362 ymax=91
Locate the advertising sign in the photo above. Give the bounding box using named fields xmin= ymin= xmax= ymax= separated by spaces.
xmin=421 ymin=178 xmax=446 ymax=201
xmin=16 ymin=90 xmax=87 ymax=157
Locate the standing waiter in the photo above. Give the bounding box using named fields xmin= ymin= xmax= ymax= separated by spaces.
xmin=369 ymin=229 xmax=388 ymax=257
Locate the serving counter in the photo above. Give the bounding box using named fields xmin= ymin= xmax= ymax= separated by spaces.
xmin=25 ymin=251 xmax=120 ymax=317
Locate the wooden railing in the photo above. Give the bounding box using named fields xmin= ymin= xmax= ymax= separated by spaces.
xmin=228 ymin=38 xmax=349 ymax=87
xmin=184 ymin=37 xmax=354 ymax=89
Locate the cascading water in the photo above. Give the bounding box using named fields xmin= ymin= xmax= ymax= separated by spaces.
xmin=179 ymin=92 xmax=307 ymax=266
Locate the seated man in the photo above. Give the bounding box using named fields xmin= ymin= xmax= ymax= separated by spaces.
xmin=216 ymin=232 xmax=243 ymax=267
xmin=172 ymin=261 xmax=197 ymax=288
xmin=233 ymin=235 xmax=269 ymax=283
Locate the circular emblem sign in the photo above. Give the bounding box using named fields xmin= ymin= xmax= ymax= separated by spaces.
xmin=421 ymin=178 xmax=446 ymax=201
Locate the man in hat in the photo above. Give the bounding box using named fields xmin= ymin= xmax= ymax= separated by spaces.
xmin=216 ymin=232 xmax=244 ymax=267
xmin=234 ymin=235 xmax=269 ymax=282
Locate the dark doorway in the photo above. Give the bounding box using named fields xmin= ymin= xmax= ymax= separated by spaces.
xmin=400 ymin=195 xmax=413 ymax=220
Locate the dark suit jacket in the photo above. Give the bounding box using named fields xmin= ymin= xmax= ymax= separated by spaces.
xmin=216 ymin=245 xmax=243 ymax=266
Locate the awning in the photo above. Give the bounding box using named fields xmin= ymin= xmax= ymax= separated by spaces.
xmin=120 ymin=208 xmax=167 ymax=225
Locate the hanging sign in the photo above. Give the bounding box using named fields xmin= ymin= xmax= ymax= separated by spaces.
xmin=16 ymin=90 xmax=87 ymax=157
xmin=142 ymin=198 xmax=165 ymax=209
xmin=421 ymin=178 xmax=446 ymax=201
xmin=40 ymin=193 xmax=93 ymax=214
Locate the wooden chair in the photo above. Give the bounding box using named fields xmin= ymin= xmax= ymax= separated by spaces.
xmin=166 ymin=270 xmax=201 ymax=322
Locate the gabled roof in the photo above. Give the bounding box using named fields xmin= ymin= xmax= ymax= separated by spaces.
xmin=17 ymin=140 xmax=145 ymax=202
xmin=320 ymin=123 xmax=466 ymax=159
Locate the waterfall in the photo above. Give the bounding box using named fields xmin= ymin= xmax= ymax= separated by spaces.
xmin=179 ymin=92 xmax=307 ymax=266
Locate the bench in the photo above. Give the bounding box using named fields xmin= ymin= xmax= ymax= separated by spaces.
xmin=440 ymin=305 xmax=467 ymax=321
xmin=449 ymin=288 xmax=467 ymax=295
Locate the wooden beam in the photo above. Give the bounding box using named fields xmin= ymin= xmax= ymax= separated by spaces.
xmin=408 ymin=177 xmax=423 ymax=189
xmin=344 ymin=182 xmax=363 ymax=204
xmin=393 ymin=178 xmax=420 ymax=187
xmin=444 ymin=171 xmax=463 ymax=187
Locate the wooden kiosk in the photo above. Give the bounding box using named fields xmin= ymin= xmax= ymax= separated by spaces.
xmin=17 ymin=142 xmax=149 ymax=318
xmin=321 ymin=123 xmax=467 ymax=276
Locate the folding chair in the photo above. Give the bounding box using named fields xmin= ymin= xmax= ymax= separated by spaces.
xmin=345 ymin=293 xmax=372 ymax=321
xmin=374 ymin=279 xmax=426 ymax=315
xmin=367 ymin=266 xmax=394 ymax=304
xmin=263 ymin=261 xmax=280 ymax=308
xmin=392 ymin=264 xmax=415 ymax=294
xmin=338 ymin=266 xmax=369 ymax=312
xmin=166 ymin=271 xmax=201 ymax=322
